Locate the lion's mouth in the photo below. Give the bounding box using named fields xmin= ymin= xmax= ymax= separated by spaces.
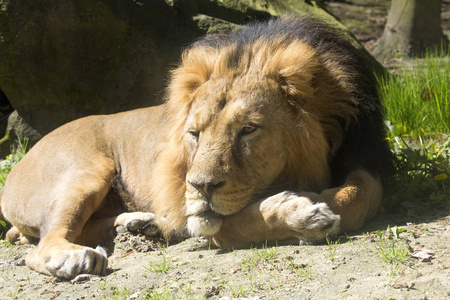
xmin=196 ymin=209 xmax=223 ymax=220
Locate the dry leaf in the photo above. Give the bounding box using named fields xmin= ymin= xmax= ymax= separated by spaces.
xmin=411 ymin=249 xmax=434 ymax=262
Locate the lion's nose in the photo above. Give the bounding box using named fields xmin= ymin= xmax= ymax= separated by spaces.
xmin=189 ymin=180 xmax=225 ymax=200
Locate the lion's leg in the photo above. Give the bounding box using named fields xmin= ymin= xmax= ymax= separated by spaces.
xmin=320 ymin=169 xmax=382 ymax=232
xmin=212 ymin=169 xmax=381 ymax=249
xmin=25 ymin=159 xmax=115 ymax=279
xmin=212 ymin=192 xmax=340 ymax=249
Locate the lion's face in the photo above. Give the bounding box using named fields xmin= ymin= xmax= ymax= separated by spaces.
xmin=184 ymin=75 xmax=299 ymax=236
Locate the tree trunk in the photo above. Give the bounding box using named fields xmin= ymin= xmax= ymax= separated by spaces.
xmin=374 ymin=0 xmax=448 ymax=59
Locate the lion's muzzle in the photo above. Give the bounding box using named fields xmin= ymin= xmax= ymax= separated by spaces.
xmin=188 ymin=180 xmax=225 ymax=201
xmin=185 ymin=179 xmax=225 ymax=236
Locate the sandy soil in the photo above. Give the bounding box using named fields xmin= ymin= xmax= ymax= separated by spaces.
xmin=1 ymin=205 xmax=449 ymax=299
xmin=1 ymin=1 xmax=450 ymax=299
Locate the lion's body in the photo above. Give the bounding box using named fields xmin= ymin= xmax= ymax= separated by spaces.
xmin=1 ymin=16 xmax=392 ymax=279
xmin=2 ymin=107 xmax=164 ymax=237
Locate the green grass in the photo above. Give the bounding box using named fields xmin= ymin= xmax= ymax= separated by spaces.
xmin=379 ymin=50 xmax=450 ymax=209
xmin=228 ymin=279 xmax=253 ymax=298
xmin=0 ymin=139 xmax=28 ymax=239
xmin=375 ymin=235 xmax=409 ymax=266
xmin=111 ymin=286 xmax=133 ymax=300
xmin=384 ymin=135 xmax=450 ymax=209
xmin=241 ymin=241 xmax=278 ymax=271
xmin=145 ymin=286 xmax=172 ymax=300
xmin=372 ymin=226 xmax=410 ymax=277
xmin=379 ymin=50 xmax=450 ymax=137
xmin=325 ymin=235 xmax=340 ymax=261
xmin=0 ymin=139 xmax=28 ymax=189
xmin=254 ymin=241 xmax=278 ymax=261
xmin=146 ymin=253 xmax=173 ymax=273
xmin=285 ymin=256 xmax=312 ymax=281
xmin=7 ymin=285 xmax=22 ymax=298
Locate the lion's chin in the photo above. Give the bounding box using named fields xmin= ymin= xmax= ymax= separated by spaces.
xmin=186 ymin=211 xmax=223 ymax=237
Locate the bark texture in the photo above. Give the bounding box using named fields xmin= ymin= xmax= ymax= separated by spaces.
xmin=374 ymin=0 xmax=448 ymax=59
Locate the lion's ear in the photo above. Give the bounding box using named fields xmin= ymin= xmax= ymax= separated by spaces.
xmin=165 ymin=47 xmax=221 ymax=135
xmin=168 ymin=47 xmax=219 ymax=103
xmin=263 ymin=41 xmax=319 ymax=98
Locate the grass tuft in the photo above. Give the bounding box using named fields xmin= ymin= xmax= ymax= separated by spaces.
xmin=146 ymin=253 xmax=173 ymax=273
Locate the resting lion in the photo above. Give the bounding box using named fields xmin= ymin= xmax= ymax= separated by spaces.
xmin=0 ymin=16 xmax=392 ymax=279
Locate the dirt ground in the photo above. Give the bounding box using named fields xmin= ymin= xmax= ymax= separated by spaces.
xmin=1 ymin=1 xmax=450 ymax=299
xmin=1 ymin=203 xmax=449 ymax=299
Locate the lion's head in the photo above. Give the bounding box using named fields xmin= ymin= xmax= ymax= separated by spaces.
xmin=156 ymin=17 xmax=362 ymax=238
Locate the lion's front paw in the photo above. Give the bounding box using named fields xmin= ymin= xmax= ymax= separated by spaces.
xmin=264 ymin=192 xmax=340 ymax=244
xmin=29 ymin=245 xmax=108 ymax=279
xmin=114 ymin=212 xmax=160 ymax=236
xmin=292 ymin=202 xmax=340 ymax=244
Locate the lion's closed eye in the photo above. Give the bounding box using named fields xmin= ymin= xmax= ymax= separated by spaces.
xmin=188 ymin=129 xmax=200 ymax=140
xmin=240 ymin=123 xmax=259 ymax=135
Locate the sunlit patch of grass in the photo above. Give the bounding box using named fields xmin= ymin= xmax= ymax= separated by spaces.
xmin=379 ymin=50 xmax=450 ymax=137
xmin=377 ymin=50 xmax=450 ymax=211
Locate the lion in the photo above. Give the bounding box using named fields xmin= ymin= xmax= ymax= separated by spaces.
xmin=0 ymin=16 xmax=392 ymax=279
